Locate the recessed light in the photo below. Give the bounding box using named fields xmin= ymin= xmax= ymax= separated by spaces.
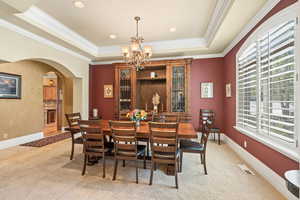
xmin=109 ymin=34 xmax=117 ymax=39
xmin=170 ymin=27 xmax=176 ymax=32
xmin=73 ymin=1 xmax=85 ymax=8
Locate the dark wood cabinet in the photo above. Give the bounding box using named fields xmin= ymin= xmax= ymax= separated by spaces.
xmin=114 ymin=59 xmax=191 ymax=118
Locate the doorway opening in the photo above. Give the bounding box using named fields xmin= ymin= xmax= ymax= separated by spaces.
xmin=43 ymin=72 xmax=63 ymax=136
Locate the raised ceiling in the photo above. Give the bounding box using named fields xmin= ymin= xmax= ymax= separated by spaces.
xmin=0 ymin=0 xmax=271 ymax=62
xmin=36 ymin=0 xmax=218 ymax=46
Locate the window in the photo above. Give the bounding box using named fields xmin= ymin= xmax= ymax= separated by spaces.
xmin=237 ymin=19 xmax=298 ymax=145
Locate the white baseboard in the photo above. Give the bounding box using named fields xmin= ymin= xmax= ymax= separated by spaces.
xmin=0 ymin=132 xmax=44 ymax=150
xmin=224 ymin=135 xmax=298 ymax=200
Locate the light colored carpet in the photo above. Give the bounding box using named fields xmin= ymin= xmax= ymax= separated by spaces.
xmin=0 ymin=138 xmax=285 ymax=200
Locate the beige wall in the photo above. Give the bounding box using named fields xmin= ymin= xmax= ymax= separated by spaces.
xmin=0 ymin=60 xmax=71 ymax=141
xmin=0 ymin=26 xmax=89 ymax=120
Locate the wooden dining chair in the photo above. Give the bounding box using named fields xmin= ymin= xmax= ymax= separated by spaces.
xmin=180 ymin=123 xmax=211 ymax=174
xmin=65 ymin=113 xmax=83 ymax=160
xmin=178 ymin=113 xmax=192 ymax=123
xmin=152 ymin=113 xmax=179 ymax=123
xmin=109 ymin=121 xmax=146 ymax=184
xmin=79 ymin=120 xmax=108 ymax=178
xmin=149 ymin=122 xmax=180 ymax=189
xmin=199 ymin=109 xmax=221 ymax=145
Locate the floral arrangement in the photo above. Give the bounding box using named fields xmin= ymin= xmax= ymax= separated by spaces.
xmin=126 ymin=109 xmax=147 ymax=122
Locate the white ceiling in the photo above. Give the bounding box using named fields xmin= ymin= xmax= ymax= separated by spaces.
xmin=36 ymin=0 xmax=218 ymax=46
xmin=0 ymin=0 xmax=272 ymax=62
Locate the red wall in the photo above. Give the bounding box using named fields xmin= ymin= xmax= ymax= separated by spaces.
xmin=223 ymin=0 xmax=299 ymax=177
xmin=191 ymin=58 xmax=224 ymax=131
xmin=89 ymin=64 xmax=115 ymax=120
xmin=90 ymin=59 xmax=225 ymax=128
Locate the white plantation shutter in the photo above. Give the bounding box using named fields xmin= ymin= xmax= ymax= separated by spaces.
xmin=238 ymin=19 xmax=297 ymax=144
xmin=238 ymin=43 xmax=258 ymax=131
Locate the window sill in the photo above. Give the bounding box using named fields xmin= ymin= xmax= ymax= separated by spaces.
xmin=233 ymin=126 xmax=299 ymax=162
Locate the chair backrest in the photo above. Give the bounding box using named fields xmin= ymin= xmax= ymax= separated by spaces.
xmin=79 ymin=120 xmax=105 ymax=156
xmin=109 ymin=121 xmax=137 ymax=158
xmin=149 ymin=122 xmax=179 ymax=163
xmin=200 ymin=123 xmax=212 ymax=151
xmin=199 ymin=109 xmax=215 ymax=131
xmin=178 ymin=113 xmax=192 ymax=123
xmin=152 ymin=113 xmax=178 ymax=123
xmin=65 ymin=113 xmax=81 ymax=128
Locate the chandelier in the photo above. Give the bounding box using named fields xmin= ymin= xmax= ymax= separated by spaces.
xmin=122 ymin=16 xmax=152 ymax=71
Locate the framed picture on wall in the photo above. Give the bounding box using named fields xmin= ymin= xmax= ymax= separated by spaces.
xmin=0 ymin=72 xmax=21 ymax=99
xmin=104 ymin=84 xmax=113 ymax=98
xmin=226 ymin=83 xmax=232 ymax=97
xmin=201 ymin=82 xmax=213 ymax=98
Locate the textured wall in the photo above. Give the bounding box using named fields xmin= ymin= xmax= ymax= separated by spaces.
xmin=0 ymin=61 xmax=73 ymax=141
xmin=0 ymin=61 xmax=53 ymax=140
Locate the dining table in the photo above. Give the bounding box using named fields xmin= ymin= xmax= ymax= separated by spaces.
xmin=67 ymin=120 xmax=197 ymax=175
xmin=67 ymin=119 xmax=197 ymax=139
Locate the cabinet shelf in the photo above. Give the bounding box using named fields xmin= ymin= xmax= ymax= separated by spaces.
xmin=120 ymin=99 xmax=131 ymax=102
xmin=137 ymin=77 xmax=166 ymax=81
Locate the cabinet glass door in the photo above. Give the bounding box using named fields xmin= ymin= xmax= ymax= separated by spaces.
xmin=172 ymin=66 xmax=185 ymax=112
xmin=119 ymin=69 xmax=132 ymax=111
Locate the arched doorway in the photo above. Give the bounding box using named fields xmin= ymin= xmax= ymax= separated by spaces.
xmin=43 ymin=72 xmax=62 ymax=136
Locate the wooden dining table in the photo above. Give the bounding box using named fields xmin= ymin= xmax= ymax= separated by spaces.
xmin=68 ymin=119 xmax=197 ymax=139
xmin=67 ymin=120 xmax=197 ymax=175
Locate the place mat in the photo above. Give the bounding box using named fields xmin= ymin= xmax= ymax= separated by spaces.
xmin=21 ymin=132 xmax=71 ymax=147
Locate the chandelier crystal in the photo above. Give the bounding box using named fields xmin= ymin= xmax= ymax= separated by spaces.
xmin=122 ymin=16 xmax=152 ymax=71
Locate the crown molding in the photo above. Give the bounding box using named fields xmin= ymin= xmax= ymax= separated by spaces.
xmin=98 ymin=37 xmax=207 ymax=57
xmin=10 ymin=2 xmax=230 ymax=60
xmin=222 ymin=0 xmax=281 ymax=56
xmin=2 ymin=0 xmax=282 ymax=62
xmin=0 ymin=19 xmax=91 ymax=61
xmin=91 ymin=53 xmax=224 ymax=65
xmin=16 ymin=6 xmax=98 ymax=56
xmin=204 ymin=0 xmax=234 ymax=47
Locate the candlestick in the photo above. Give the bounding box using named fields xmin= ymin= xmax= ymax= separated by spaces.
xmin=145 ymin=103 xmax=148 ymax=111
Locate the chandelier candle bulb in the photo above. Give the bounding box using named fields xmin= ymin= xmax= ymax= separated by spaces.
xmin=131 ymin=42 xmax=139 ymax=52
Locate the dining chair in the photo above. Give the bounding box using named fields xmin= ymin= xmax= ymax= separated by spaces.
xmin=79 ymin=120 xmax=108 ymax=178
xmin=179 ymin=123 xmax=211 ymax=175
xmin=149 ymin=122 xmax=180 ymax=189
xmin=65 ymin=113 xmax=83 ymax=160
xmin=109 ymin=120 xmax=146 ymax=184
xmin=152 ymin=112 xmax=179 ymax=123
xmin=178 ymin=113 xmax=192 ymax=123
xmin=199 ymin=109 xmax=221 ymax=145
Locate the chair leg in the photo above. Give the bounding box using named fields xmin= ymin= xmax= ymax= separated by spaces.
xmin=200 ymin=153 xmax=203 ymax=164
xmin=203 ymin=153 xmax=207 ymax=175
xmin=175 ymin=160 xmax=179 ymax=189
xmin=70 ymin=135 xmax=75 ymax=160
xmin=149 ymin=161 xmax=154 ymax=185
xmin=136 ymin=160 xmax=139 ymax=184
xmin=113 ymin=159 xmax=118 ymax=181
xmin=143 ymin=153 xmax=146 ymax=169
xmin=218 ymin=133 xmax=221 ymax=145
xmin=180 ymin=150 xmax=183 ymax=172
xmin=102 ymin=154 xmax=106 ymax=178
xmin=123 ymin=160 xmax=125 ymax=167
xmin=82 ymin=155 xmax=87 ymax=176
xmin=146 ymin=141 xmax=150 ymax=157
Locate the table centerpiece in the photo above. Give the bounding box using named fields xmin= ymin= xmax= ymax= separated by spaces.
xmin=127 ymin=109 xmax=147 ymax=126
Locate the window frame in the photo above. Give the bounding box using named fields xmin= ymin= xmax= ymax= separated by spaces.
xmin=235 ymin=3 xmax=300 ymax=161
